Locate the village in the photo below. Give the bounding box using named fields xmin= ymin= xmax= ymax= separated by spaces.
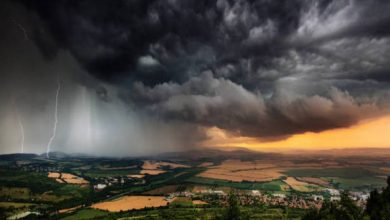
xmin=162 ymin=187 xmax=370 ymax=210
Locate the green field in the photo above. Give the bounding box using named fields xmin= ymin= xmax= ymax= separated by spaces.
xmin=0 ymin=202 xmax=34 ymax=208
xmin=0 ymin=187 xmax=30 ymax=200
xmin=284 ymin=167 xmax=377 ymax=178
xmin=61 ymin=208 xmax=109 ymax=220
xmin=83 ymin=169 xmax=141 ymax=178
xmin=170 ymin=197 xmax=193 ymax=207
xmin=323 ymin=176 xmax=387 ymax=190
xmin=186 ymin=177 xmax=289 ymax=192
xmin=0 ymin=170 xmax=63 ymax=194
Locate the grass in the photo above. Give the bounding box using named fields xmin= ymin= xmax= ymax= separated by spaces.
xmin=186 ymin=177 xmax=288 ymax=191
xmin=283 ymin=167 xmax=386 ymax=191
xmin=83 ymin=169 xmax=140 ymax=178
xmin=54 ymin=184 xmax=90 ymax=197
xmin=36 ymin=192 xmax=73 ymax=202
xmin=0 ymin=187 xmax=30 ymax=200
xmin=0 ymin=202 xmax=34 ymax=208
xmin=323 ymin=177 xmax=387 ymax=190
xmin=170 ymin=197 xmax=193 ymax=207
xmin=143 ymin=185 xmax=178 ymax=195
xmin=0 ymin=170 xmax=91 ymax=204
xmin=61 ymin=208 xmax=109 ymax=220
xmin=251 ymin=180 xmax=290 ymax=191
xmin=0 ymin=170 xmax=63 ymax=194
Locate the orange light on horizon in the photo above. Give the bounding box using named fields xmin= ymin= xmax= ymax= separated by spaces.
xmin=202 ymin=114 xmax=390 ymax=151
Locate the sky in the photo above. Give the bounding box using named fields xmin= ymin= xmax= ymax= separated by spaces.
xmin=0 ymin=0 xmax=389 ymax=156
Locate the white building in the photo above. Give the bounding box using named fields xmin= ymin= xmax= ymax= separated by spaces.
xmin=251 ymin=190 xmax=261 ymax=196
xmin=208 ymin=190 xmax=225 ymax=195
xmin=326 ymin=188 xmax=340 ymax=196
xmin=94 ymin=183 xmax=107 ymax=190
xmin=330 ymin=196 xmax=341 ymax=201
xmin=272 ymin=193 xmax=286 ymax=199
xmin=361 ymin=193 xmax=370 ymax=201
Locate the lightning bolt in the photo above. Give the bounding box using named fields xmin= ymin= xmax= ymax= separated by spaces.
xmin=16 ymin=112 xmax=25 ymax=154
xmin=12 ymin=99 xmax=25 ymax=154
xmin=46 ymin=79 xmax=61 ymax=158
xmin=12 ymin=19 xmax=29 ymax=41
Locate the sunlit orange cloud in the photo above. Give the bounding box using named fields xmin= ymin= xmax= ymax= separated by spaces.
xmin=201 ymin=114 xmax=390 ymax=151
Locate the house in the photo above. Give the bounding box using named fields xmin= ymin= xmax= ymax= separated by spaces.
xmin=272 ymin=193 xmax=286 ymax=199
xmin=251 ymin=190 xmax=261 ymax=196
xmin=94 ymin=183 xmax=107 ymax=190
xmin=330 ymin=196 xmax=341 ymax=201
xmin=325 ymin=188 xmax=340 ymax=196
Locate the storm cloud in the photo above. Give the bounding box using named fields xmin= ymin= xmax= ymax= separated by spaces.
xmin=0 ymin=0 xmax=390 ymax=154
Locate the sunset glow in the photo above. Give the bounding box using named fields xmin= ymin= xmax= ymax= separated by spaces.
xmin=203 ymin=114 xmax=390 ymax=151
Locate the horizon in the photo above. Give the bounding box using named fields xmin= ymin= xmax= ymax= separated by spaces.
xmin=2 ymin=146 xmax=390 ymax=158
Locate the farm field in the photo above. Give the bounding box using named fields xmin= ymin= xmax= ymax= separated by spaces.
xmin=139 ymin=160 xmax=190 ymax=176
xmin=283 ymin=167 xmax=376 ymax=178
xmin=197 ymin=160 xmax=283 ymax=182
xmin=143 ymin=185 xmax=179 ymax=195
xmin=283 ymin=177 xmax=322 ymax=192
xmin=0 ymin=187 xmax=30 ymax=200
xmin=142 ymin=160 xmax=190 ymax=170
xmin=295 ymin=177 xmax=331 ymax=187
xmin=140 ymin=169 xmax=166 ymax=175
xmin=0 ymin=202 xmax=34 ymax=208
xmin=83 ymin=169 xmax=140 ymax=178
xmin=91 ymin=196 xmax=169 ymax=212
xmin=187 ymin=176 xmax=290 ymax=192
xmin=48 ymin=172 xmax=89 ymax=185
xmin=323 ymin=176 xmax=387 ymax=190
xmin=61 ymin=209 xmax=109 ymax=220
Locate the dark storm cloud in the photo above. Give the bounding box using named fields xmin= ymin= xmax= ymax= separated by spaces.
xmin=13 ymin=0 xmax=390 ymax=140
xmin=124 ymin=71 xmax=379 ymax=139
xmin=0 ymin=0 xmax=208 ymax=155
xmin=19 ymin=0 xmax=306 ymax=85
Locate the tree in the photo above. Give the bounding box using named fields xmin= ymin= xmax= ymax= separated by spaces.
xmin=387 ymin=176 xmax=390 ymax=188
xmin=366 ymin=176 xmax=390 ymax=220
xmin=214 ymin=191 xmax=242 ymax=220
xmin=366 ymin=189 xmax=380 ymax=218
xmin=339 ymin=192 xmax=364 ymax=220
xmin=226 ymin=191 xmax=240 ymax=220
xmin=302 ymin=192 xmax=364 ymax=220
xmin=301 ymin=209 xmax=319 ymax=220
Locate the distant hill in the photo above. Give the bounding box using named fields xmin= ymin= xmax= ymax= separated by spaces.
xmin=38 ymin=151 xmax=69 ymax=159
xmin=157 ymin=147 xmax=280 ymax=161
xmin=1 ymin=147 xmax=389 ymax=161
xmin=285 ymin=148 xmax=390 ymax=157
xmin=0 ymin=153 xmax=38 ymax=160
